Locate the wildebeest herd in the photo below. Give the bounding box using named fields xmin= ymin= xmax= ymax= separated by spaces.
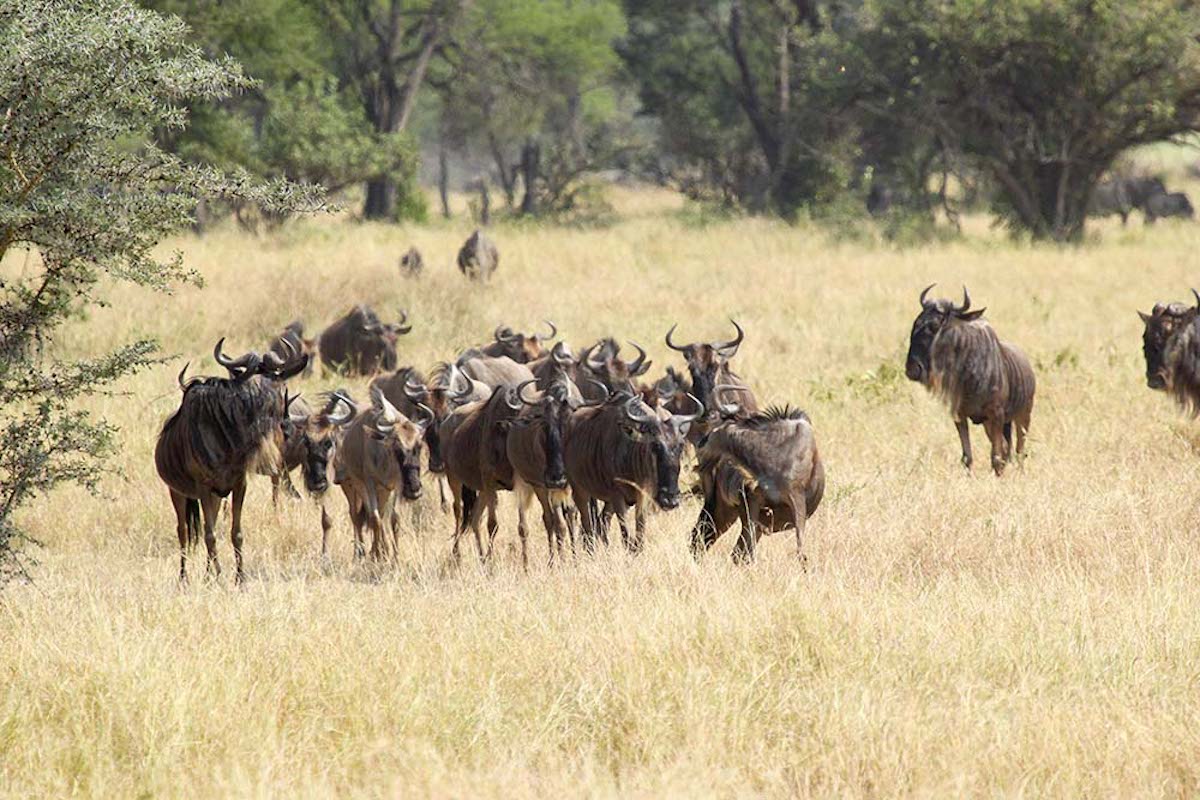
xmin=153 ymin=272 xmax=1200 ymax=583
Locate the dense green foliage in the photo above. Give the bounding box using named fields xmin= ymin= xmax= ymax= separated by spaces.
xmin=0 ymin=0 xmax=320 ymax=582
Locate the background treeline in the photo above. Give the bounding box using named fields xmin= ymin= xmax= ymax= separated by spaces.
xmin=148 ymin=0 xmax=1200 ymax=241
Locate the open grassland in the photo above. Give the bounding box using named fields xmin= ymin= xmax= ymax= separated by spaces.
xmin=4 ymin=189 xmax=1200 ymax=797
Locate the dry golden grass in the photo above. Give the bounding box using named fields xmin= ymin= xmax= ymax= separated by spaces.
xmin=4 ymin=187 xmax=1200 ymax=797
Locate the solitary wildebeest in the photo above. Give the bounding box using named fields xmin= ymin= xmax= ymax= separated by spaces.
xmin=1089 ymin=175 xmax=1167 ymax=225
xmin=267 ymin=320 xmax=316 ymax=377
xmin=480 ymin=321 xmax=557 ymax=363
xmin=691 ymin=389 xmax=825 ymax=564
xmin=458 ymin=229 xmax=499 ymax=280
xmin=564 ymin=392 xmax=702 ymax=553
xmin=904 ymin=285 xmax=1036 ymax=475
xmin=318 ymin=305 xmax=412 ymax=376
xmin=156 ymin=338 xmax=309 ymax=582
xmin=1139 ymin=290 xmax=1200 ymax=413
xmin=1144 ymin=192 xmax=1194 ymax=223
xmin=399 ymin=246 xmax=424 ymax=277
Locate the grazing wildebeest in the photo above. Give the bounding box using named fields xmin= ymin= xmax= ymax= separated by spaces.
xmin=530 ymin=341 xmax=578 ymax=390
xmin=334 ymin=386 xmax=432 ymax=560
xmin=1138 ymin=290 xmax=1200 ymax=413
xmin=665 ymin=320 xmax=758 ymax=434
xmin=458 ymin=349 xmax=536 ymax=389
xmin=691 ymin=389 xmax=825 ymax=564
xmin=1144 ymin=192 xmax=1194 ymax=223
xmin=457 ymin=229 xmax=499 ymax=280
xmin=1089 ymin=175 xmax=1167 ymax=224
xmin=268 ymin=320 xmax=316 ymax=378
xmin=577 ymin=338 xmax=652 ymax=400
xmin=156 ymin=338 xmax=309 ymax=582
xmin=318 ymin=305 xmax=412 ymax=376
xmin=904 ymin=285 xmax=1036 ymax=475
xmin=480 ymin=321 xmax=557 ymax=363
xmin=274 ymin=390 xmax=357 ymax=556
xmin=440 ymin=385 xmax=524 ymax=563
xmin=505 ymin=377 xmax=585 ymax=565
xmin=564 ymin=392 xmax=702 ymax=553
xmin=399 ymin=246 xmax=424 ymax=277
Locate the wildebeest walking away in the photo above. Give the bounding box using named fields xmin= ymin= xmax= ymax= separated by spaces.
xmin=904 ymin=285 xmax=1036 ymax=476
xmin=156 ymin=338 xmax=309 ymax=582
xmin=457 ymin=229 xmax=499 ymax=280
xmin=1139 ymin=290 xmax=1200 ymax=413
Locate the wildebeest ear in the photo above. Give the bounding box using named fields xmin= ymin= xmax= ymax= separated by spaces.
xmin=1138 ymin=310 xmax=1153 ymax=324
xmin=958 ymin=308 xmax=986 ymax=322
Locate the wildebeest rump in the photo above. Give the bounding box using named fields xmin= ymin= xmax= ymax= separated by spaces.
xmin=1139 ymin=290 xmax=1200 ymax=413
xmin=156 ymin=338 xmax=309 ymax=582
xmin=318 ymin=305 xmax=411 ymax=376
xmin=904 ymin=285 xmax=1035 ymax=475
xmin=458 ymin=229 xmax=499 ymax=280
xmin=1144 ymin=192 xmax=1194 ymax=223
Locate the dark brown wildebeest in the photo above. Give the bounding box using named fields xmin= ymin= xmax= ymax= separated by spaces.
xmin=318 ymin=305 xmax=412 ymax=376
xmin=1144 ymin=192 xmax=1195 ymax=223
xmin=1089 ymin=175 xmax=1167 ymax=225
xmin=274 ymin=390 xmax=357 ymax=556
xmin=904 ymin=285 xmax=1036 ymax=476
xmin=691 ymin=389 xmax=825 ymax=563
xmin=577 ymin=338 xmax=652 ymax=401
xmin=530 ymin=341 xmax=578 ymax=390
xmin=156 ymin=338 xmax=309 ymax=582
xmin=649 ymin=366 xmax=694 ymax=417
xmin=665 ymin=320 xmax=758 ymax=418
xmin=506 ymin=376 xmax=588 ymax=565
xmin=268 ymin=320 xmax=316 ymax=378
xmin=399 ymin=246 xmax=423 ymax=277
xmin=564 ymin=391 xmax=702 ymax=553
xmin=458 ymin=349 xmax=536 ymax=389
xmin=457 ymin=229 xmax=499 ymax=280
xmin=439 ymin=384 xmax=525 ymax=563
xmin=480 ymin=321 xmax=557 ymax=363
xmin=334 ymin=386 xmax=432 ymax=560
xmin=1139 ymin=290 xmax=1200 ymax=413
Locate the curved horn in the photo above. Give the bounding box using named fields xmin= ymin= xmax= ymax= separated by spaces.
xmin=494 ymin=325 xmax=517 ymax=342
xmin=957 ymin=286 xmax=971 ymax=314
xmin=1192 ymin=288 xmax=1200 ymax=310
xmin=551 ymin=340 xmax=574 ymax=366
xmin=711 ymin=383 xmax=742 ymax=417
xmin=285 ymin=390 xmax=304 ymax=414
xmin=716 ymin=319 xmax=745 ymax=356
xmin=504 ymin=383 xmax=525 ymax=411
xmin=448 ymin=364 xmax=474 ymax=401
xmin=261 ymin=349 xmax=286 ymax=371
xmin=326 ymin=397 xmax=356 ymax=426
xmin=213 ymin=338 xmax=255 ymax=372
xmin=623 ymin=394 xmax=657 ymax=425
xmin=394 ymin=309 xmax=412 ymax=335
xmin=585 ymin=343 xmax=607 ymax=372
xmin=403 ymin=374 xmax=428 ymax=402
xmin=673 ymin=392 xmax=705 ymax=425
xmin=410 ymin=402 xmax=434 ymax=430
xmin=585 ymin=379 xmax=610 ymax=402
xmin=516 ymin=379 xmax=539 ymax=406
xmin=536 ymin=320 xmax=557 ymax=341
xmin=370 ymin=384 xmax=399 ymax=426
xmin=919 ymin=283 xmax=936 ymax=309
xmin=626 ymin=341 xmax=650 ymax=376
xmin=665 ymin=323 xmax=688 ymax=352
xmin=177 ymin=362 xmax=190 ymax=391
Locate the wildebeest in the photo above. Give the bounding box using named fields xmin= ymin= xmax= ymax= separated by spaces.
xmin=564 ymin=392 xmax=702 ymax=553
xmin=577 ymin=338 xmax=652 ymax=400
xmin=480 ymin=321 xmax=557 ymax=363
xmin=457 ymin=229 xmax=499 ymax=280
xmin=318 ymin=305 xmax=412 ymax=376
xmin=156 ymin=338 xmax=309 ymax=582
xmin=1138 ymin=290 xmax=1200 ymax=413
xmin=399 ymin=246 xmax=423 ymax=277
xmin=458 ymin=349 xmax=536 ymax=389
xmin=1144 ymin=192 xmax=1194 ymax=223
xmin=275 ymin=391 xmax=357 ymax=556
xmin=665 ymin=320 xmax=758 ymax=431
xmin=506 ymin=377 xmax=582 ymax=565
xmin=904 ymin=285 xmax=1036 ymax=475
xmin=691 ymin=390 xmax=825 ymax=563
xmin=268 ymin=320 xmax=316 ymax=378
xmin=1089 ymin=175 xmax=1167 ymax=224
xmin=334 ymin=386 xmax=432 ymax=560
xmin=650 ymin=366 xmax=694 ymax=417
xmin=530 ymin=341 xmax=579 ymax=390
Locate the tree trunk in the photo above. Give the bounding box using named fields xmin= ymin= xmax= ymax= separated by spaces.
xmin=439 ymin=143 xmax=451 ymax=219
xmin=364 ymin=179 xmax=397 ymax=220
xmin=478 ymin=181 xmax=490 ymax=225
xmin=520 ymin=139 xmax=540 ymax=216
xmin=488 ymin=131 xmax=516 ymax=208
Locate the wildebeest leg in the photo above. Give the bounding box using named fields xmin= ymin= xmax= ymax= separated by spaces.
xmin=788 ymin=491 xmax=809 ymax=567
xmin=956 ymin=419 xmax=973 ymax=470
xmin=690 ymin=486 xmax=721 ymax=559
xmin=632 ymin=505 xmax=646 ymax=554
xmin=199 ymin=492 xmax=221 ymax=578
xmin=380 ymin=488 xmax=400 ymax=562
xmin=1014 ymin=409 xmax=1031 ymax=463
xmin=230 ymin=479 xmax=247 ymax=584
xmin=437 ymin=475 xmax=451 ymax=514
xmin=572 ymin=489 xmax=596 ymax=554
xmin=363 ymin=483 xmax=386 ymax=561
xmin=1002 ymin=421 xmax=1014 ymax=462
xmin=320 ymin=502 xmax=332 ymax=559
xmin=984 ymin=418 xmax=1007 ymax=476
xmin=170 ymin=490 xmax=191 ymax=582
xmin=612 ymin=500 xmax=633 ymax=553
xmin=562 ymin=503 xmax=577 ymax=556
xmin=731 ymin=493 xmax=762 ymax=565
xmin=484 ymin=493 xmax=500 ymax=561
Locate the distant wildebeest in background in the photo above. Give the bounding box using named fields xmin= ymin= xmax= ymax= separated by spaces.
xmin=1139 ymin=290 xmax=1200 ymax=413
xmin=156 ymin=338 xmax=309 ymax=582
xmin=334 ymin=386 xmax=432 ymax=560
xmin=1089 ymin=175 xmax=1167 ymax=225
xmin=665 ymin=319 xmax=758 ymax=433
xmin=904 ymin=285 xmax=1036 ymax=476
xmin=318 ymin=305 xmax=411 ymax=376
xmin=692 ymin=389 xmax=825 ymax=564
xmin=564 ymin=392 xmax=702 ymax=553
xmin=458 ymin=229 xmax=499 ymax=280
xmin=274 ymin=390 xmax=357 ymax=557
xmin=268 ymin=320 xmax=316 ymax=377
xmin=480 ymin=321 xmax=557 ymax=363
xmin=1144 ymin=192 xmax=1194 ymax=223
xmin=399 ymin=246 xmax=423 ymax=277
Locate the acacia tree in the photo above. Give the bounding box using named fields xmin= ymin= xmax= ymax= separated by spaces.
xmin=0 ymin=0 xmax=321 ymax=583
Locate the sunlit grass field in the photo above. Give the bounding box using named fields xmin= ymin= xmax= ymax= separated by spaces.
xmin=4 ymin=187 xmax=1200 ymax=797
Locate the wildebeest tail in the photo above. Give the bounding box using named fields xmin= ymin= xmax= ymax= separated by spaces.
xmin=185 ymin=498 xmax=201 ymax=549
